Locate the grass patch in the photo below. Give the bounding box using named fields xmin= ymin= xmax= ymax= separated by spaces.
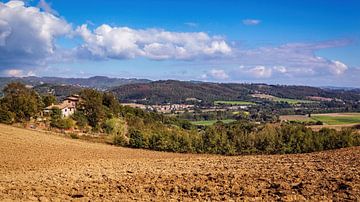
xmin=214 ymin=100 xmax=256 ymax=105
xmin=191 ymin=119 xmax=236 ymax=126
xmin=272 ymin=97 xmax=314 ymax=104
xmin=252 ymin=93 xmax=314 ymax=104
xmin=311 ymin=114 xmax=360 ymax=125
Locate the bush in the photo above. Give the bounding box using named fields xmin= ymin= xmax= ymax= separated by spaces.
xmin=104 ymin=118 xmax=129 ymax=146
xmin=51 ymin=117 xmax=75 ymax=130
xmin=129 ymin=129 xmax=148 ymax=148
xmin=0 ymin=108 xmax=14 ymax=124
xmin=113 ymin=134 xmax=128 ymax=146
xmin=72 ymin=111 xmax=88 ymax=129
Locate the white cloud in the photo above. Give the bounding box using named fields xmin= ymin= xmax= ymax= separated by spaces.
xmin=330 ymin=60 xmax=347 ymax=75
xmin=76 ymin=24 xmax=232 ymax=60
xmin=242 ymin=19 xmax=261 ymax=25
xmin=228 ymin=40 xmax=351 ymax=78
xmin=4 ymin=69 xmax=35 ymax=77
xmin=273 ymin=65 xmax=287 ymax=73
xmin=248 ymin=66 xmax=272 ymax=78
xmin=210 ymin=69 xmax=229 ymax=80
xmin=202 ymin=69 xmax=229 ymax=80
xmin=0 ymin=0 xmax=72 ymax=69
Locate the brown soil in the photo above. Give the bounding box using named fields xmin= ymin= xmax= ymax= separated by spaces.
xmin=0 ymin=124 xmax=359 ymax=201
xmin=308 ymin=124 xmax=359 ymax=131
xmin=279 ymin=115 xmax=312 ymax=122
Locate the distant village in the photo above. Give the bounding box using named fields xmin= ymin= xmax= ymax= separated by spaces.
xmin=43 ymin=95 xmax=252 ymax=118
xmin=120 ymin=99 xmax=250 ymax=114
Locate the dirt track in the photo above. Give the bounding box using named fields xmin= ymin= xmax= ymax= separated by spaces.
xmin=0 ymin=124 xmax=359 ymax=201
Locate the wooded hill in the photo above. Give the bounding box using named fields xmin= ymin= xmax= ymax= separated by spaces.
xmin=111 ymin=80 xmax=360 ymax=104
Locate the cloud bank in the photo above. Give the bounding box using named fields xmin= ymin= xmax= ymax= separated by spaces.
xmin=76 ymin=24 xmax=232 ymax=60
xmin=0 ymin=0 xmax=71 ymax=69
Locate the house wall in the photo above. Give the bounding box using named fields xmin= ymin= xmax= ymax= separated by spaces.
xmin=61 ymin=107 xmax=75 ymax=118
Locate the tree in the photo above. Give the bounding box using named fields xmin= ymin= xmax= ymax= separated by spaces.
xmin=42 ymin=94 xmax=57 ymax=107
xmin=72 ymin=111 xmax=88 ymax=129
xmin=102 ymin=92 xmax=121 ymax=116
xmin=1 ymin=82 xmax=43 ymax=122
xmin=50 ymin=107 xmax=62 ymax=127
xmin=78 ymin=89 xmax=105 ymax=129
xmin=0 ymin=107 xmax=15 ymax=124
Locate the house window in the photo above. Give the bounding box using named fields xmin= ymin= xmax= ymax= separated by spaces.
xmin=65 ymin=109 xmax=67 ymax=112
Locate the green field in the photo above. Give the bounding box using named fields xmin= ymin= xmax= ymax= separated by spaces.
xmin=272 ymin=97 xmax=314 ymax=104
xmin=214 ymin=100 xmax=256 ymax=105
xmin=311 ymin=114 xmax=360 ymax=125
xmin=191 ymin=119 xmax=236 ymax=126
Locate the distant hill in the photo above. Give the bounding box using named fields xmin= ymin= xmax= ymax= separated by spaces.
xmin=111 ymin=80 xmax=250 ymax=104
xmin=0 ymin=76 xmax=151 ymax=90
xmin=111 ymin=80 xmax=360 ymax=104
xmin=1 ymin=77 xmax=359 ymax=104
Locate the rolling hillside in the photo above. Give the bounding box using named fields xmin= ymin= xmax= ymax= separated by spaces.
xmin=111 ymin=80 xmax=360 ymax=104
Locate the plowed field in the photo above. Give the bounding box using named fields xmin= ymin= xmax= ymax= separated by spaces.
xmin=0 ymin=124 xmax=359 ymax=201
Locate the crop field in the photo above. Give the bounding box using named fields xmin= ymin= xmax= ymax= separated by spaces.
xmin=251 ymin=94 xmax=314 ymax=104
xmin=311 ymin=113 xmax=360 ymax=125
xmin=214 ymin=100 xmax=256 ymax=105
xmin=280 ymin=113 xmax=360 ymax=130
xmin=279 ymin=115 xmax=313 ymax=122
xmin=272 ymin=97 xmax=315 ymax=104
xmin=0 ymin=124 xmax=359 ymax=201
xmin=191 ymin=119 xmax=236 ymax=126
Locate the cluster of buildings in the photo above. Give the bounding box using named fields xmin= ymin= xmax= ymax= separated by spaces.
xmin=120 ymin=103 xmax=195 ymax=113
xmin=150 ymin=104 xmax=195 ymax=113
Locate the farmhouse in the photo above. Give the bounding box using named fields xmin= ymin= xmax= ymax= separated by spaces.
xmin=44 ymin=95 xmax=80 ymax=118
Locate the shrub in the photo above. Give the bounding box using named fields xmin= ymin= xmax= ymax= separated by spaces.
xmin=113 ymin=134 xmax=128 ymax=146
xmin=72 ymin=111 xmax=88 ymax=129
xmin=104 ymin=118 xmax=129 ymax=145
xmin=0 ymin=108 xmax=14 ymax=124
xmin=52 ymin=118 xmax=75 ymax=130
xmin=129 ymin=129 xmax=148 ymax=148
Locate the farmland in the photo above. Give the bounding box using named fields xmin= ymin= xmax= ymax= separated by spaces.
xmin=251 ymin=93 xmax=314 ymax=104
xmin=311 ymin=113 xmax=360 ymax=125
xmin=214 ymin=100 xmax=256 ymax=105
xmin=281 ymin=113 xmax=360 ymax=125
xmin=1 ymin=124 xmax=359 ymax=201
xmin=272 ymin=97 xmax=315 ymax=104
xmin=190 ymin=119 xmax=236 ymax=126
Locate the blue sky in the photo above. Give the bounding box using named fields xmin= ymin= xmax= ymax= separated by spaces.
xmin=0 ymin=0 xmax=359 ymax=87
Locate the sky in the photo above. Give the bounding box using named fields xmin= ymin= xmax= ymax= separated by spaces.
xmin=0 ymin=0 xmax=359 ymax=87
